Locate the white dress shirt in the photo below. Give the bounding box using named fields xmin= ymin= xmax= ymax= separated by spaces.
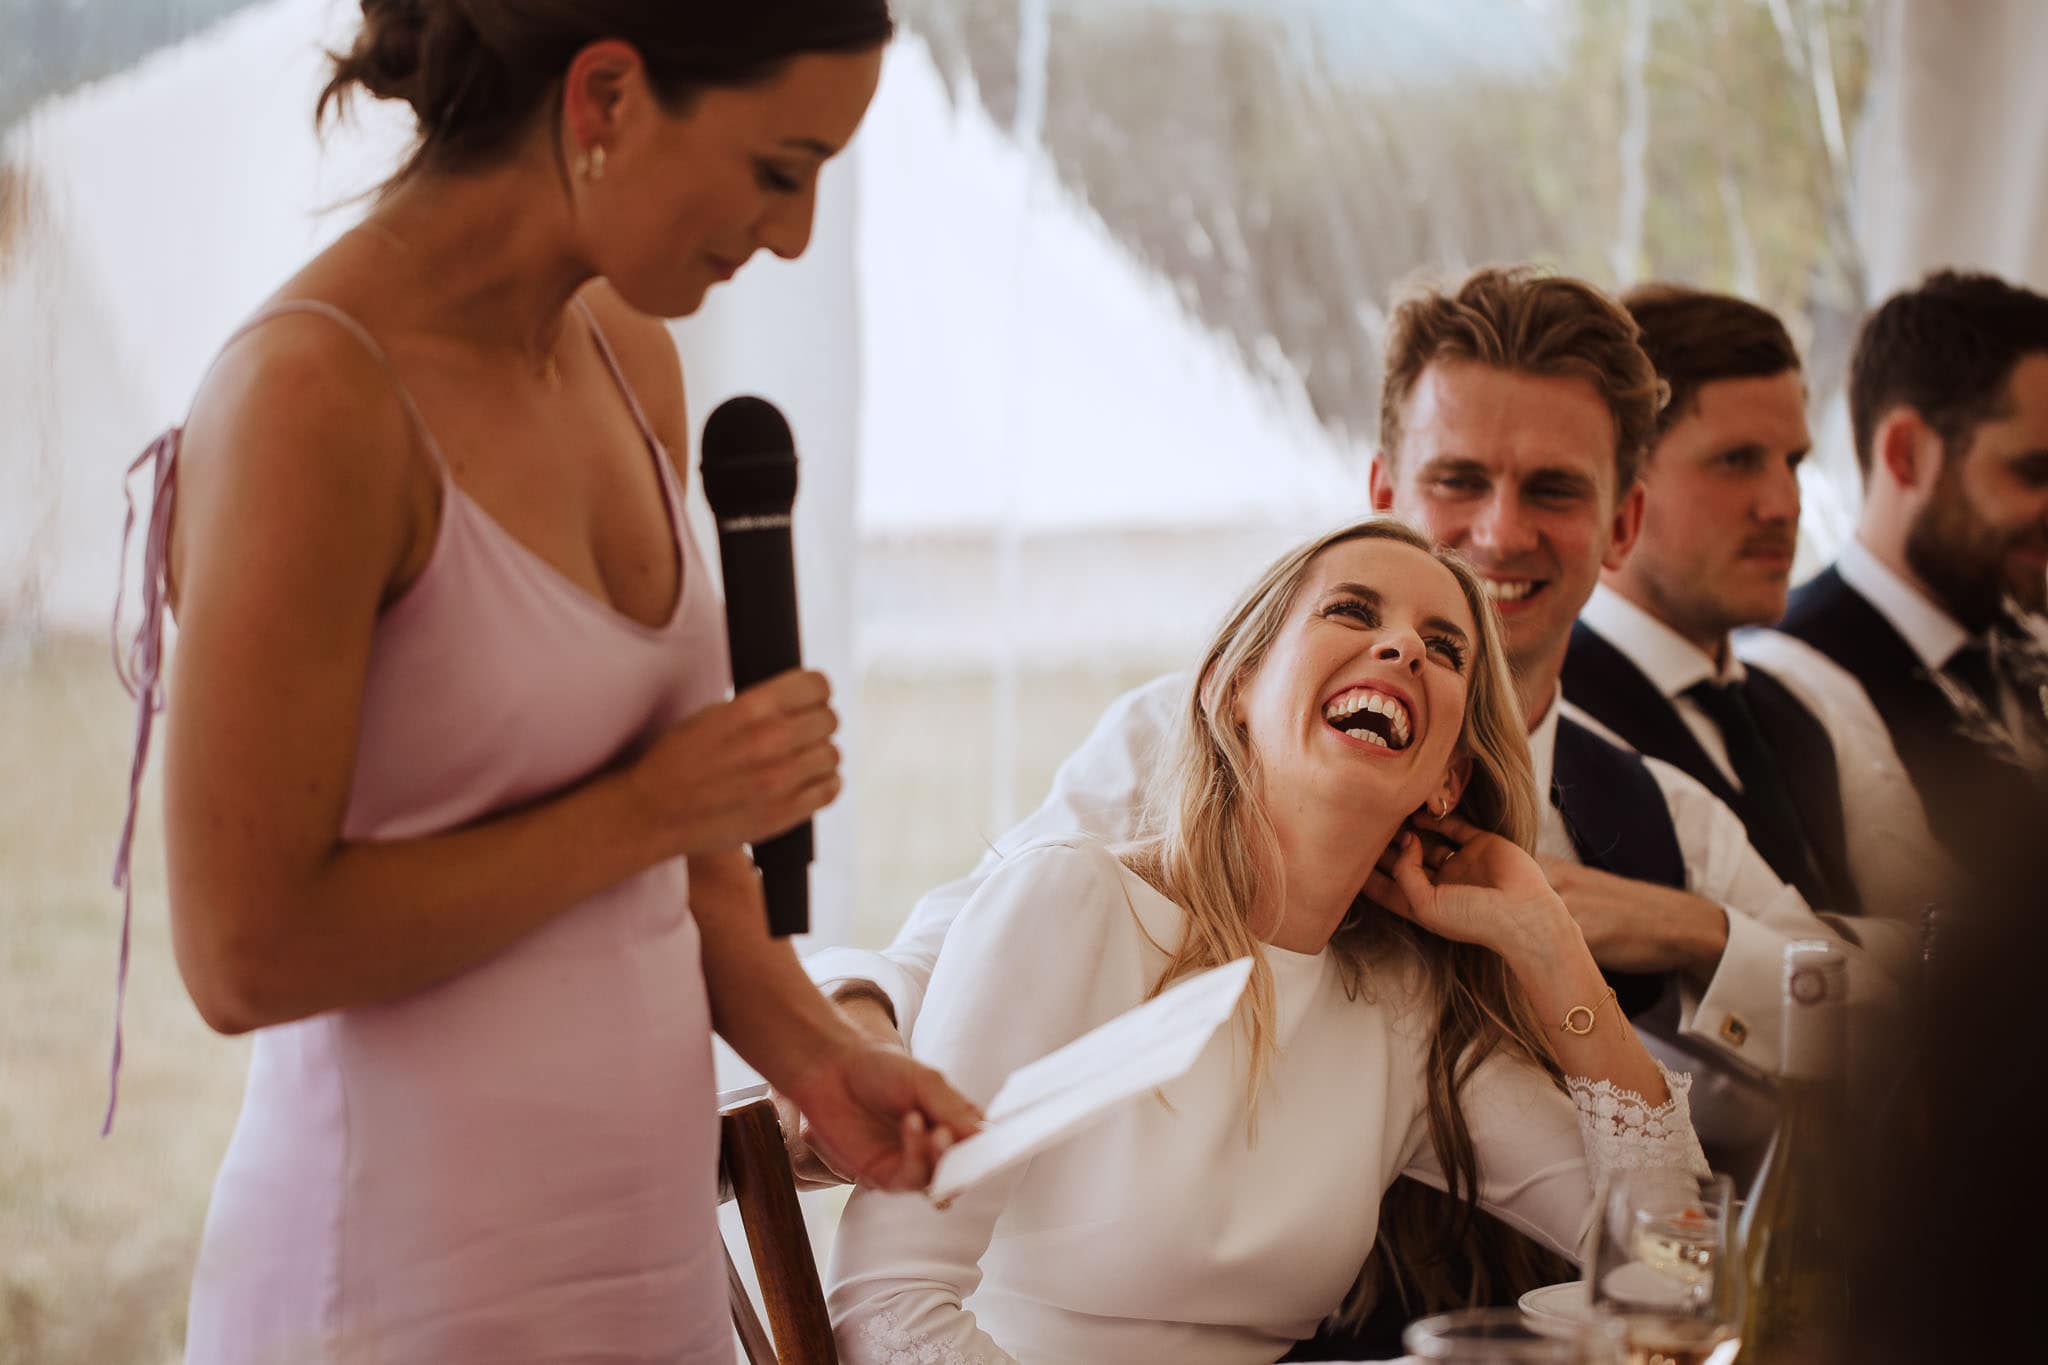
xmin=1731 ymin=629 xmax=1955 ymax=924
xmin=1573 ymin=584 xmax=1950 ymax=925
xmin=808 ymin=674 xmax=1905 ymax=1084
xmin=827 ymin=841 xmax=1707 ymax=1365
xmin=1823 ymin=536 xmax=2048 ymax=747
xmin=1834 ymin=537 xmax=1971 ymax=672
xmin=1578 ymin=584 xmax=1748 ymax=789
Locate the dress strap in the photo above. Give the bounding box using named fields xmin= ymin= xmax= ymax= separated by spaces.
xmin=225 ymin=299 xmax=454 ymax=473
xmin=101 ymin=298 xmax=445 ymax=1135
xmin=104 ymin=427 xmax=180 ymax=1135
xmin=574 ymin=297 xmax=663 ymax=447
xmin=573 ymin=297 xmax=692 ymax=537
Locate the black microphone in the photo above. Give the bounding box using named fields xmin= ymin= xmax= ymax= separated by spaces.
xmin=700 ymin=395 xmax=811 ymax=938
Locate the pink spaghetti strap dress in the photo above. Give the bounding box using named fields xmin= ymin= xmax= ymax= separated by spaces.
xmin=110 ymin=298 xmax=737 ymax=1364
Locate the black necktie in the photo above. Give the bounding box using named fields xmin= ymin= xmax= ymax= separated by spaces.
xmin=1685 ymin=678 xmax=1836 ymax=908
xmin=1944 ymin=641 xmax=2001 ymax=714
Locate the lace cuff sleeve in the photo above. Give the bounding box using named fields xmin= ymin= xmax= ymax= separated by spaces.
xmin=846 ymin=1308 xmax=1016 ymax=1365
xmin=1566 ymin=1062 xmax=1711 ymax=1177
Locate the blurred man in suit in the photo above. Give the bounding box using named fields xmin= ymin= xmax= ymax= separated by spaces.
xmin=1771 ymin=271 xmax=2048 ymax=880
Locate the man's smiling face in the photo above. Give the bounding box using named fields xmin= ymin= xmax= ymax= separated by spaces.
xmin=1371 ymin=358 xmax=1643 ymax=689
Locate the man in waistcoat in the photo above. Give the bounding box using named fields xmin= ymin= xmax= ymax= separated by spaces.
xmin=1769 ymin=271 xmax=2048 ymax=901
xmin=1562 ymin=285 xmax=1945 ymax=927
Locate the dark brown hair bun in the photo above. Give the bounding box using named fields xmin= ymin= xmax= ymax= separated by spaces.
xmin=318 ymin=0 xmax=893 ymax=188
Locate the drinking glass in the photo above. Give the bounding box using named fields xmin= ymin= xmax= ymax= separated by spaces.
xmin=1404 ymin=1306 xmax=1628 ymax=1364
xmin=1584 ymin=1170 xmax=1742 ymax=1365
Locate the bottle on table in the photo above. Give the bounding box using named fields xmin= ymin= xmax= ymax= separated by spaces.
xmin=1738 ymin=939 xmax=1851 ymax=1363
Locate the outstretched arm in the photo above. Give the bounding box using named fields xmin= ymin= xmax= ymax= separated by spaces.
xmin=691 ymin=849 xmax=982 ymax=1191
xmin=782 ymin=676 xmax=1185 ymax=1183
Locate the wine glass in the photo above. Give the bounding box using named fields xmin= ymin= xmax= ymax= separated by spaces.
xmin=1404 ymin=1306 xmax=1629 ymax=1363
xmin=1585 ymin=1170 xmax=1742 ymax=1365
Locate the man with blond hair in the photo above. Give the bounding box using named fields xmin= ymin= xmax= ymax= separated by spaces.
xmin=1351 ymin=270 xmax=1897 ymax=1112
xmin=802 ymin=267 xmax=1901 ymax=1353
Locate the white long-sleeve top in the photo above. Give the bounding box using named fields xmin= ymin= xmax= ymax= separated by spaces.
xmin=807 ymin=673 xmax=1903 ymax=1076
xmin=827 ymin=841 xmax=1707 ymax=1365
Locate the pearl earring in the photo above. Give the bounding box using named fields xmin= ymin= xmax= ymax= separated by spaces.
xmin=578 ymin=144 xmax=607 ymax=181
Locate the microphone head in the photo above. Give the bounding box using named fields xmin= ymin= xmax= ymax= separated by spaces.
xmin=701 ymin=395 xmax=797 ymax=518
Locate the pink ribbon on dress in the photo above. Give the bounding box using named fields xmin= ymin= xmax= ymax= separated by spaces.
xmin=104 ymin=427 xmax=180 ymax=1136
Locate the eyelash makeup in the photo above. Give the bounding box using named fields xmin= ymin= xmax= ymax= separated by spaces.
xmin=1322 ymin=601 xmax=1467 ymax=671
xmin=755 ymin=162 xmax=801 ymax=194
xmin=1325 ymin=600 xmax=1377 ymax=626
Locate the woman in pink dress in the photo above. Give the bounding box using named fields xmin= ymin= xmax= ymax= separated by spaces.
xmin=107 ymin=3 xmax=978 ymax=1360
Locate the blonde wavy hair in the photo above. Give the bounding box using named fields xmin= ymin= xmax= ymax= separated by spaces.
xmin=1120 ymin=515 xmax=1566 ymax=1324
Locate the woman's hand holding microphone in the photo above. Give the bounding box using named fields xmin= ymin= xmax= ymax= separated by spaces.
xmin=628 ymin=668 xmax=843 ymax=858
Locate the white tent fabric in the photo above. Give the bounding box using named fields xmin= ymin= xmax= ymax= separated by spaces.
xmin=0 ymin=0 xmax=875 ymax=939
xmin=1855 ymin=0 xmax=2048 ymax=299
xmin=0 ymin=0 xmax=410 ymax=633
xmin=6 ymin=0 xmax=2048 ymax=940
xmin=0 ymin=1 xmax=1347 ymax=941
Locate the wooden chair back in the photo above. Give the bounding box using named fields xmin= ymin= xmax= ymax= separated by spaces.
xmin=718 ymin=1092 xmax=839 ymax=1365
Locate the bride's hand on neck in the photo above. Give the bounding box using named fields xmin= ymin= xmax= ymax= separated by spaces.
xmin=1362 ymin=809 xmax=1583 ymax=973
xmin=1374 ymin=813 xmax=1673 ymax=1103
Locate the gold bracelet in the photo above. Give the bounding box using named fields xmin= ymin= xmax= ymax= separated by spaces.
xmin=1560 ymin=987 xmax=1618 ymax=1036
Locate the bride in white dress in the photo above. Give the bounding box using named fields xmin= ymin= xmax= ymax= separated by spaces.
xmin=828 ymin=517 xmax=1709 ymax=1365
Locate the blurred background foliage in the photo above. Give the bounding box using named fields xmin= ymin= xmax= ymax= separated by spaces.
xmin=4 ymin=0 xmax=1873 ymax=437
xmin=895 ymin=0 xmax=1869 ymax=442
